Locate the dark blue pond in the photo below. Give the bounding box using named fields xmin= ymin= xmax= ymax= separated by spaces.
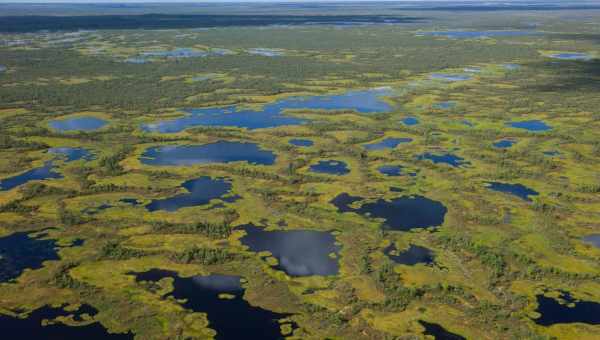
xmin=140 ymin=141 xmax=276 ymax=166
xmin=420 ymin=30 xmax=536 ymax=39
xmin=364 ymin=138 xmax=412 ymax=151
xmin=486 ymin=182 xmax=539 ymax=201
xmin=493 ymin=140 xmax=516 ymax=149
xmin=384 ymin=244 xmax=434 ymax=265
xmin=419 ymin=321 xmax=465 ymax=340
xmin=239 ymin=224 xmax=340 ymax=277
xmin=142 ymin=88 xmax=392 ymax=132
xmin=132 ymin=270 xmax=292 ymax=339
xmin=430 ymin=74 xmax=471 ymax=82
xmin=402 ymin=117 xmax=419 ymax=126
xmin=534 ymin=291 xmax=600 ymax=326
xmin=331 ymin=193 xmax=447 ymax=231
xmin=0 ymin=65 xmax=6 ymax=72
xmin=48 ymin=147 xmax=94 ymax=162
xmin=289 ymin=139 xmax=314 ymax=147
xmin=0 ymin=161 xmax=62 ymax=191
xmin=0 ymin=304 xmax=133 ymax=340
xmin=49 ymin=116 xmax=108 ymax=132
xmin=462 ymin=120 xmax=473 ymax=127
xmin=543 ymin=151 xmax=559 ymax=157
xmin=146 ymin=177 xmax=237 ymax=212
xmin=583 ymin=234 xmax=600 ymax=249
xmin=119 ymin=198 xmax=142 ymax=206
xmin=378 ymin=165 xmax=403 ymax=177
xmin=549 ymin=53 xmax=592 ymax=61
xmin=417 ymin=153 xmax=468 ymax=168
xmin=0 ymin=232 xmax=60 ymax=282
xmin=309 ymin=160 xmax=350 ymax=175
xmin=433 ymin=101 xmax=456 ymax=109
xmin=507 ymin=120 xmax=551 ymax=132
xmin=504 ymin=63 xmax=521 ymax=70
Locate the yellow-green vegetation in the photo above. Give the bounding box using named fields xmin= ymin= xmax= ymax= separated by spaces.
xmin=1 ymin=5 xmax=600 ymax=340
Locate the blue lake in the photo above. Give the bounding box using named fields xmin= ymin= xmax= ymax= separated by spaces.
xmin=583 ymin=234 xmax=600 ymax=249
xmin=486 ymin=182 xmax=539 ymax=201
xmin=420 ymin=30 xmax=537 ymax=39
xmin=419 ymin=321 xmax=465 ymax=340
xmin=0 ymin=147 xmax=94 ymax=191
xmin=507 ymin=120 xmax=551 ymax=132
xmin=0 ymin=304 xmax=133 ymax=340
xmin=543 ymin=151 xmax=560 ymax=157
xmin=402 ymin=117 xmax=420 ymax=126
xmin=364 ymin=138 xmax=412 ymax=151
xmin=331 ymin=193 xmax=447 ymax=231
xmin=49 ymin=116 xmax=107 ymax=132
xmin=132 ymin=270 xmax=292 ymax=339
xmin=239 ymin=224 xmax=340 ymax=277
xmin=0 ymin=65 xmax=6 ymax=72
xmin=493 ymin=140 xmax=516 ymax=149
xmin=430 ymin=74 xmax=471 ymax=82
xmin=146 ymin=177 xmax=237 ymax=212
xmin=417 ymin=153 xmax=469 ymax=167
xmin=142 ymin=88 xmax=393 ymax=132
xmin=384 ymin=244 xmax=434 ymax=265
xmin=0 ymin=232 xmax=60 ymax=282
xmin=289 ymin=139 xmax=314 ymax=147
xmin=48 ymin=147 xmax=94 ymax=162
xmin=0 ymin=161 xmax=62 ymax=191
xmin=309 ymin=160 xmax=350 ymax=175
xmin=378 ymin=165 xmax=403 ymax=177
xmin=140 ymin=141 xmax=276 ymax=166
xmin=549 ymin=53 xmax=592 ymax=61
xmin=534 ymin=291 xmax=600 ymax=326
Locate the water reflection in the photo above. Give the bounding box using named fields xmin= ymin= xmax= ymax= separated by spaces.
xmin=140 ymin=141 xmax=276 ymax=166
xmin=239 ymin=224 xmax=340 ymax=277
xmin=132 ymin=270 xmax=293 ymax=339
xmin=142 ymin=88 xmax=392 ymax=132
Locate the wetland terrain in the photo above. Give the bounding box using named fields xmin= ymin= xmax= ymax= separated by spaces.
xmin=0 ymin=1 xmax=599 ymax=339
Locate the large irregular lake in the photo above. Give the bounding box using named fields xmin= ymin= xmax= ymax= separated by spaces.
xmin=0 ymin=232 xmax=60 ymax=282
xmin=331 ymin=193 xmax=447 ymax=231
xmin=142 ymin=88 xmax=393 ymax=133
xmin=0 ymin=304 xmax=133 ymax=339
xmin=146 ymin=176 xmax=237 ymax=212
xmin=49 ymin=116 xmax=108 ymax=132
xmin=132 ymin=270 xmax=292 ymax=339
xmin=239 ymin=224 xmax=340 ymax=277
xmin=140 ymin=141 xmax=276 ymax=166
xmin=0 ymin=161 xmax=62 ymax=191
xmin=533 ymin=291 xmax=600 ymax=326
xmin=0 ymin=147 xmax=94 ymax=191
